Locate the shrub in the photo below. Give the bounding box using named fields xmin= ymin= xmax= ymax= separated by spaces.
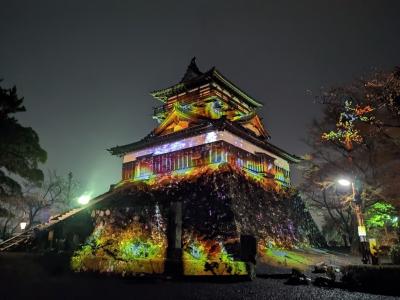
xmin=341 ymin=265 xmax=400 ymax=295
xmin=390 ymin=244 xmax=400 ymax=264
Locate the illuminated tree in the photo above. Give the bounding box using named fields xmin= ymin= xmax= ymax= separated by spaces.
xmin=365 ymin=201 xmax=398 ymax=245
xmin=300 ymin=66 xmax=400 ymax=247
xmin=321 ymin=100 xmax=374 ymax=151
xmin=366 ymin=202 xmax=397 ymax=229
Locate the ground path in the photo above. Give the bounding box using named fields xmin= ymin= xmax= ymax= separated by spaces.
xmin=0 ymin=252 xmax=397 ymax=300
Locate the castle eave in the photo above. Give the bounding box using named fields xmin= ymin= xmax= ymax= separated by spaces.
xmin=150 ymin=68 xmax=263 ymax=108
xmin=108 ymin=120 xmax=300 ymax=164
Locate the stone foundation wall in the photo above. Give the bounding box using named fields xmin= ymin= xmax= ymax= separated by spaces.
xmin=70 ymin=164 xmax=324 ymax=275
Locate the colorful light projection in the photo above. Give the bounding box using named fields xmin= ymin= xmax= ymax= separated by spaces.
xmin=71 ymin=206 xmax=167 ymax=275
xmin=205 ymin=131 xmax=218 ymax=143
xmin=71 ymin=188 xmax=250 ymax=276
xmin=155 ymin=92 xmax=250 ymax=129
xmin=122 ymin=130 xmax=290 ymax=189
xmin=123 ymin=152 xmax=289 ymax=192
xmin=182 ymin=235 xmax=247 ymax=276
xmin=123 ymin=130 xmax=286 ymax=165
xmin=175 ymin=101 xmax=203 ymax=118
xmin=260 ymin=245 xmax=313 ymax=271
xmin=322 ymin=100 xmax=374 ymax=150
xmin=123 ymin=131 xmax=219 ymax=163
xmin=204 ymin=99 xmax=227 ymax=119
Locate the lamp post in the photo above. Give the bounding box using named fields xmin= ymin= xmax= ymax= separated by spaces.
xmin=20 ymin=222 xmax=27 ymax=231
xmin=78 ymin=195 xmax=91 ymax=205
xmin=337 ymin=178 xmax=370 ymax=264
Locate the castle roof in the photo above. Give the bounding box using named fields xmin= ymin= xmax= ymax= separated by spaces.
xmin=150 ymin=57 xmax=263 ymax=108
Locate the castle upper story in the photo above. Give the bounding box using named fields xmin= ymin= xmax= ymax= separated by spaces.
xmin=109 ymin=58 xmax=300 ymax=189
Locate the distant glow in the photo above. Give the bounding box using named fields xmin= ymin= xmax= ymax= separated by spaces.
xmin=20 ymin=222 xmax=27 ymax=230
xmin=337 ymin=179 xmax=352 ymax=187
xmin=78 ymin=195 xmax=91 ymax=205
xmin=393 ymin=217 xmax=398 ymax=223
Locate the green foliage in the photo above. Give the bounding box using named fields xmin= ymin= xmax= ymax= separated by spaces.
xmin=365 ymin=202 xmax=398 ymax=230
xmin=0 ymin=81 xmax=47 ymax=196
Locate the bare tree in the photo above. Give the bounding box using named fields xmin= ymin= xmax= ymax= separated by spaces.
xmin=0 ymin=170 xmax=80 ymax=237
xmin=23 ymin=170 xmax=64 ymax=227
xmin=0 ymin=196 xmax=26 ymax=240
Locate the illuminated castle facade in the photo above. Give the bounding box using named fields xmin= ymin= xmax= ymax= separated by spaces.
xmin=109 ymin=58 xmax=299 ymax=189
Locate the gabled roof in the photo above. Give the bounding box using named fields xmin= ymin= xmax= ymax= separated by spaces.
xmin=180 ymin=57 xmax=203 ymax=82
xmin=150 ymin=58 xmax=263 ymax=108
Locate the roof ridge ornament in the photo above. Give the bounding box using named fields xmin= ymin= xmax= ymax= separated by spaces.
xmin=180 ymin=57 xmax=203 ymax=83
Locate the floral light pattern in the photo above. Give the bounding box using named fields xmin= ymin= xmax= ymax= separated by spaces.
xmin=322 ymin=100 xmax=374 ymax=150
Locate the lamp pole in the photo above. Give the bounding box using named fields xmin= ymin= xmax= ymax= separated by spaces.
xmin=338 ymin=178 xmax=370 ymax=264
xmin=20 ymin=222 xmax=27 ymax=231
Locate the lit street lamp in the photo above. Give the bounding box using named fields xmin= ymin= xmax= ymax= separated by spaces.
xmin=337 ymin=178 xmax=351 ymax=187
xmin=337 ymin=178 xmax=370 ymax=264
xmin=78 ymin=194 xmax=91 ymax=205
xmin=20 ymin=222 xmax=27 ymax=230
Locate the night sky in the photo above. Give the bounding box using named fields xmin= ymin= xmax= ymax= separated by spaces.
xmin=1 ymin=1 xmax=399 ymax=196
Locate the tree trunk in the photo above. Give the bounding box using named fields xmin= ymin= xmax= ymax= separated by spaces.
xmin=1 ymin=217 xmax=11 ymax=240
xmin=350 ymin=214 xmax=360 ymax=255
xmin=341 ymin=234 xmax=349 ymax=247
